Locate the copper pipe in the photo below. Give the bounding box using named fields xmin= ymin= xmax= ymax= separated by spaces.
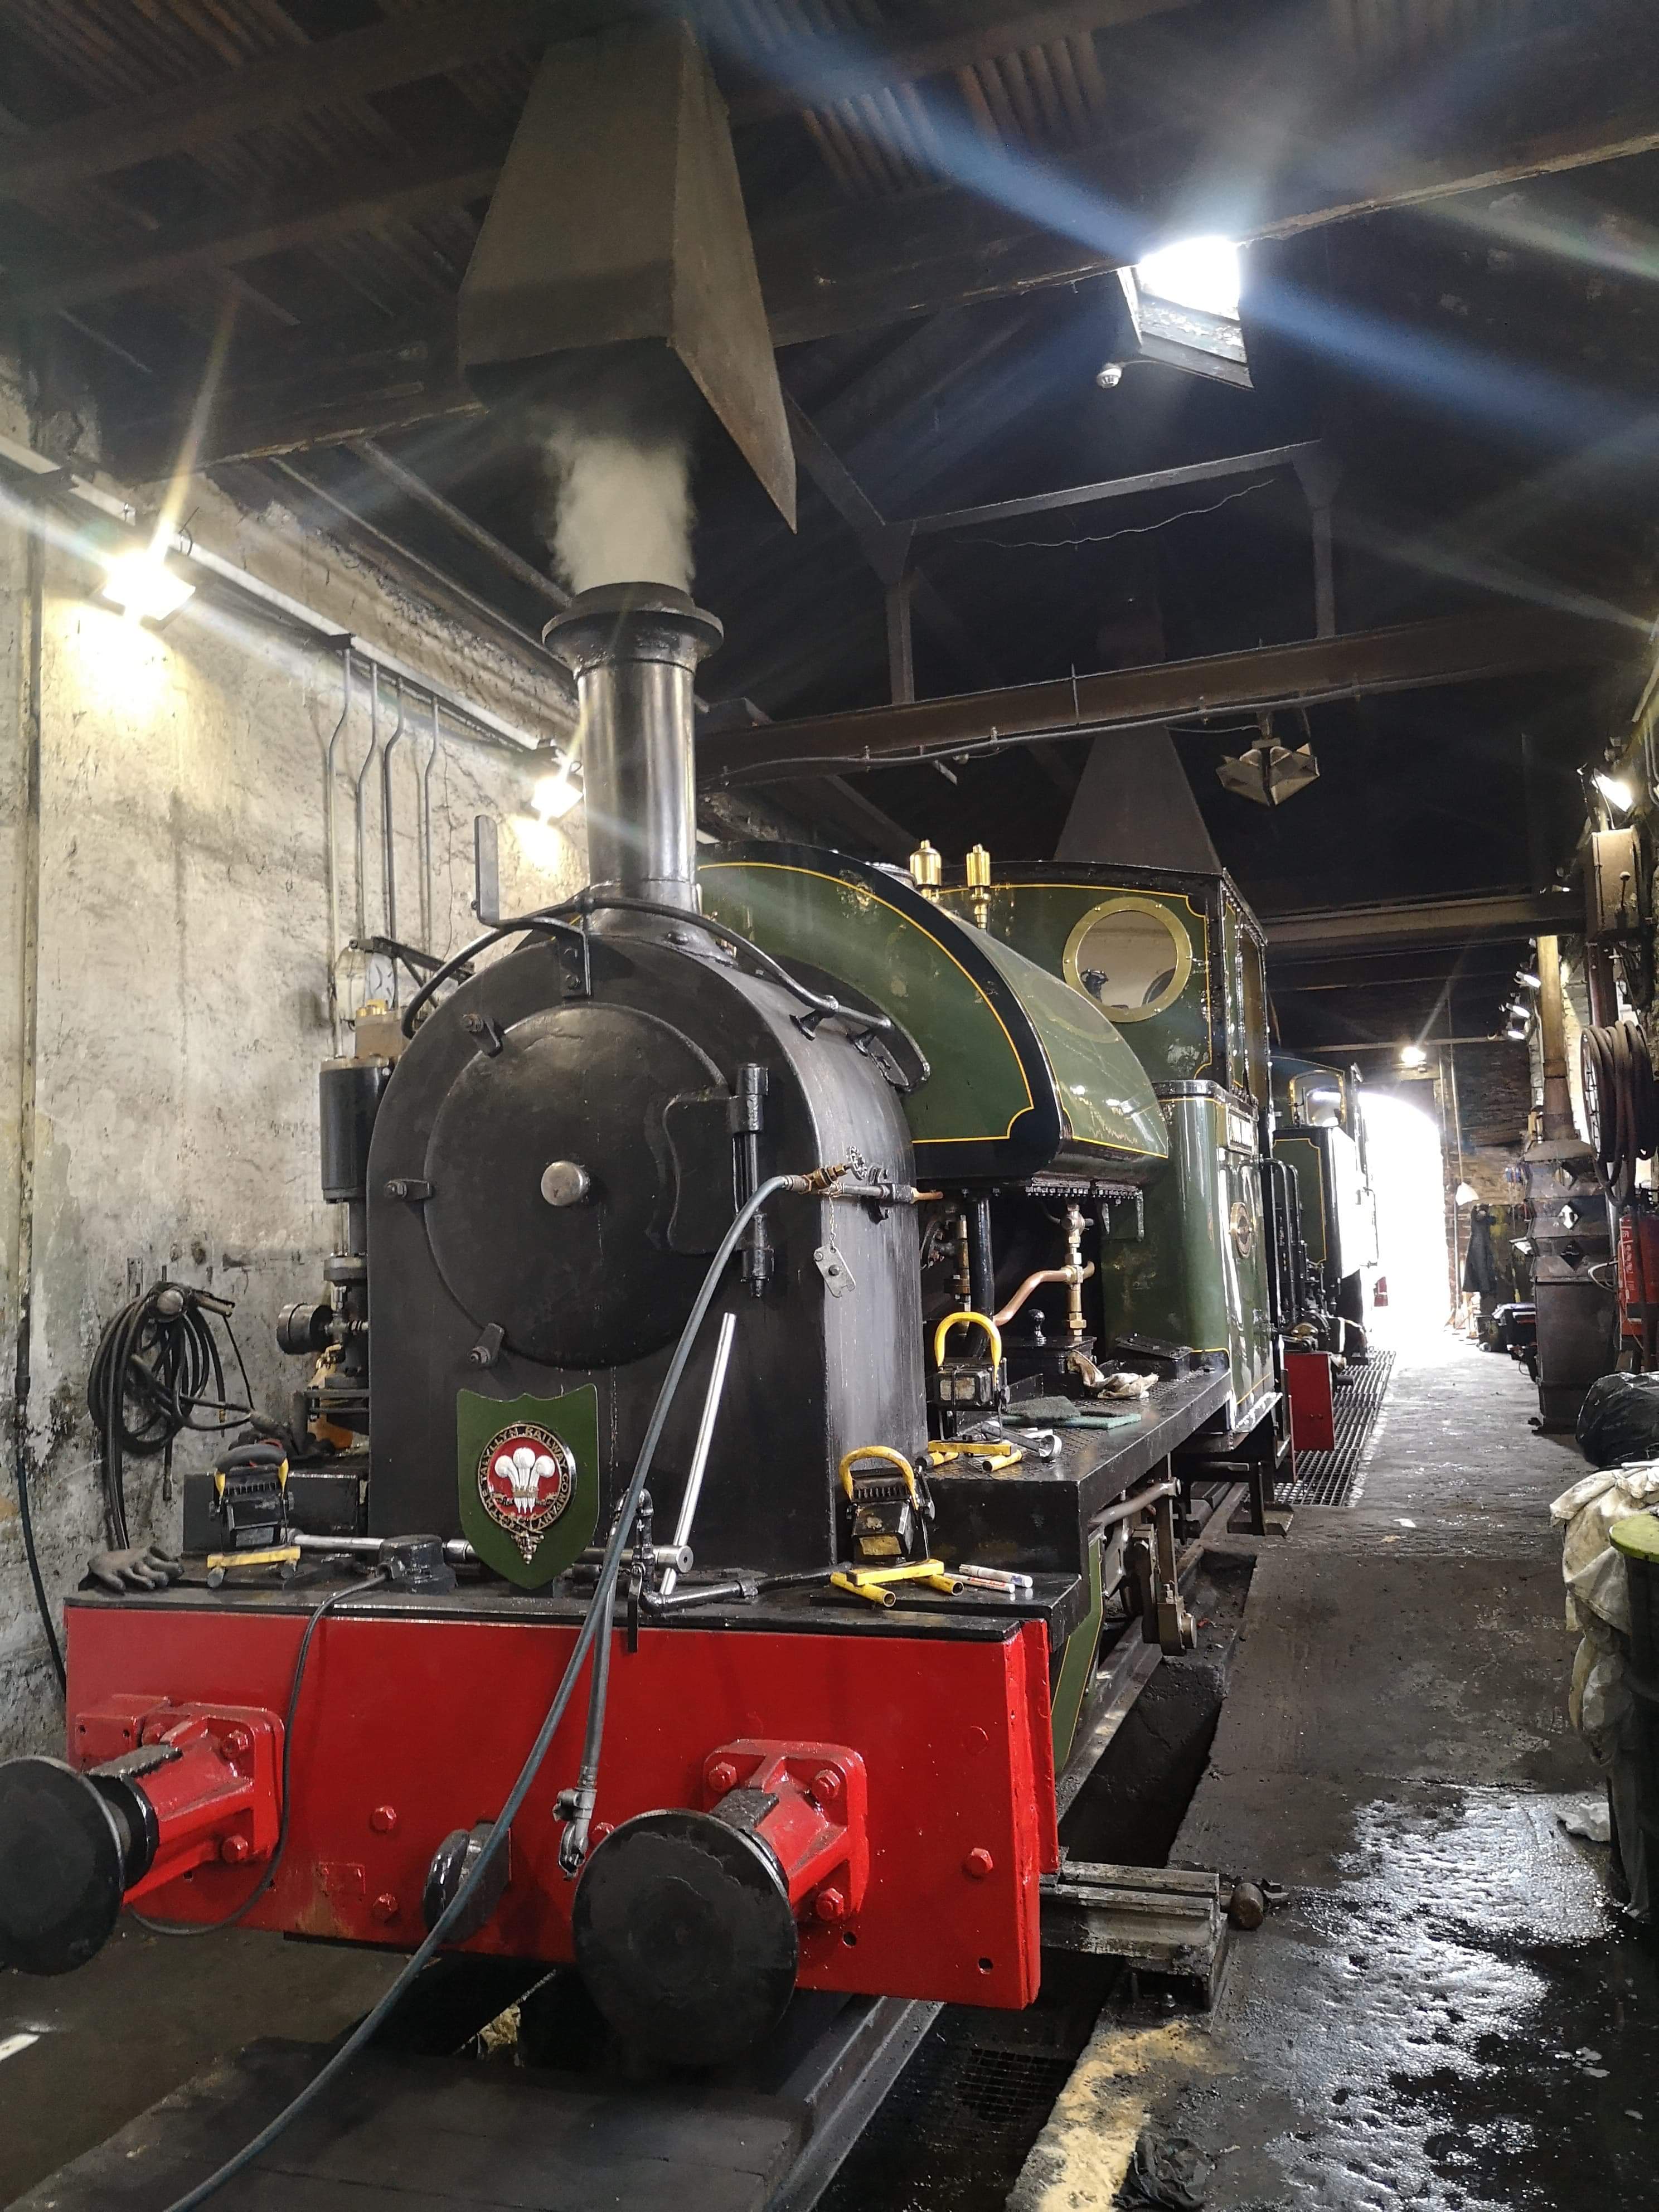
xmin=992 ymin=1262 xmax=1095 ymax=1332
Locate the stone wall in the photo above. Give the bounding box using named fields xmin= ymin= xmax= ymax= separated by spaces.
xmin=0 ymin=370 xmax=585 ymax=1753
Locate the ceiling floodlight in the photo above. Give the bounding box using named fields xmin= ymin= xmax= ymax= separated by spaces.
xmin=1216 ymin=724 xmax=1318 ymax=808
xmin=1515 ymin=970 xmax=1541 ymax=991
xmin=1454 ymin=1181 xmax=1479 ymax=1206
xmin=1103 ymin=237 xmax=1251 ymax=391
xmin=98 ymin=545 xmax=196 ymax=628
xmin=531 ymin=764 xmax=583 ymax=821
xmin=1400 ymin=1044 xmax=1428 ymax=1068
xmin=1595 ymin=770 xmax=1635 ymax=816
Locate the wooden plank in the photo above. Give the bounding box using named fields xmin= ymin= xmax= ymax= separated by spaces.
xmin=5 ymin=143 xmax=509 ymax=316
xmin=754 ymin=80 xmax=1659 ymax=345
xmin=110 ymin=326 xmax=482 ymax=482
xmin=0 ymin=0 xmax=1191 ymax=202
xmin=350 ymin=438 xmax=569 ymax=613
xmin=31 ymin=40 xmax=1659 ymax=350
xmin=700 ymin=612 xmax=1636 ymax=787
xmin=0 ymin=2 xmax=575 ymax=200
xmin=724 ymin=0 xmax=1197 ymax=123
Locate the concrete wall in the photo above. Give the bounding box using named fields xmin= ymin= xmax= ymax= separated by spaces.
xmin=0 ymin=372 xmax=586 ymax=1753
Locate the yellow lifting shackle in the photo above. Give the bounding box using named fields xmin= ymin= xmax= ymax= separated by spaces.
xmin=837 ymin=1443 xmax=919 ymax=1502
xmin=933 ymin=1309 xmax=1003 ymax=1371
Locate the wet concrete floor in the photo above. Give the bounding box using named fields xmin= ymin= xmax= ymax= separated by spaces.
xmin=1069 ymin=1333 xmax=1656 ymax=2212
xmin=0 ymin=1919 xmax=400 ymax=2201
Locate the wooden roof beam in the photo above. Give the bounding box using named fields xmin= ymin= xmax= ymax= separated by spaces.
xmin=698 ymin=613 xmax=1636 ymax=788
xmin=41 ymin=58 xmax=1659 ymax=353
xmin=0 ymin=0 xmax=1195 ymax=202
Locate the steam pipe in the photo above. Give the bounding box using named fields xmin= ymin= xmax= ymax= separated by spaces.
xmin=542 ymin=584 xmax=722 ymax=917
xmin=353 ymin=661 xmax=379 ymax=943
xmin=419 ymin=692 xmax=439 ymax=954
xmin=1536 ymin=934 xmax=1575 ymax=1141
xmin=322 ymin=657 xmax=353 ymax=1051
xmin=381 ymin=678 xmax=405 ymax=997
xmin=661 ymin=1309 xmax=737 ymax=1599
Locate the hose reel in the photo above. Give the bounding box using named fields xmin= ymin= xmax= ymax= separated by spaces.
xmin=1581 ymin=1021 xmax=1659 ymax=1209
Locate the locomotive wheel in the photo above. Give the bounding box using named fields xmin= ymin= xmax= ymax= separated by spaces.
xmin=571 ymin=1808 xmax=799 ymax=2067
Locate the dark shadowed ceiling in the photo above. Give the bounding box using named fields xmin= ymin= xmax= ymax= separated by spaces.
xmin=2 ymin=0 xmax=1656 ymax=1052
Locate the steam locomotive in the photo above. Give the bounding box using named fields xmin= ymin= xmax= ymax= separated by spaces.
xmin=1270 ymin=1053 xmax=1378 ymax=1357
xmin=0 ymin=586 xmax=1289 ymax=2067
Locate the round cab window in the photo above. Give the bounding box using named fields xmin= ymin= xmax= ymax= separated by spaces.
xmin=1063 ymin=898 xmax=1193 ymax=1022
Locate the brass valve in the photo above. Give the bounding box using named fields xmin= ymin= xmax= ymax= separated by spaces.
xmin=966 ymin=843 xmax=992 ymax=929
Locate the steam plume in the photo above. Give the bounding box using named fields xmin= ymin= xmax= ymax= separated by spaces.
xmin=535 ymin=348 xmax=697 ymax=594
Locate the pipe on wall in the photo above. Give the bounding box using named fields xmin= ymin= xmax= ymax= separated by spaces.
xmin=322 ymin=656 xmax=354 ymax=1054
xmin=1536 ymin=934 xmax=1576 ymax=1141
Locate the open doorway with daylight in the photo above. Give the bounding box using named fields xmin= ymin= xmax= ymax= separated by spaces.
xmin=1360 ymin=1087 xmax=1454 ymax=1346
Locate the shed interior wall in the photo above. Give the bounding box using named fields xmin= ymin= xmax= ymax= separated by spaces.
xmin=0 ymin=361 xmax=583 ymax=1751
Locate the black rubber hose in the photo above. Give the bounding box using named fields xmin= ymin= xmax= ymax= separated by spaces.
xmin=86 ymin=1286 xmax=251 ymax=1550
xmin=132 ymin=1570 xmax=389 ymax=1939
xmin=561 ymin=894 xmax=892 ymax=1034
xmin=1582 ymin=1022 xmax=1658 ymax=1210
xmin=159 ymin=1172 xmax=794 ymax=2212
xmin=398 ymin=914 xmax=574 ymax=1036
xmin=12 ymin=1436 xmax=65 ymax=1691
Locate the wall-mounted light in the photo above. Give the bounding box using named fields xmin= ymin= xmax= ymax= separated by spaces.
xmin=1454 ymin=1181 xmax=1479 ymax=1206
xmin=1400 ymin=1044 xmax=1428 ymax=1068
xmin=1594 ymin=769 xmax=1634 ymax=817
xmin=1515 ymin=970 xmax=1541 ymax=991
xmin=97 ymin=545 xmax=196 ymax=628
xmin=531 ymin=763 xmax=582 ymax=822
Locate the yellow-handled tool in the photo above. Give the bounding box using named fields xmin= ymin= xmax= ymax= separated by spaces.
xmin=933 ymin=1310 xmax=1002 ymax=1370
xmin=925 ymin=1438 xmax=1023 ymax=1473
xmin=838 ymin=1443 xmax=918 ymax=1501
xmin=831 ymin=1559 xmax=964 ymax=1607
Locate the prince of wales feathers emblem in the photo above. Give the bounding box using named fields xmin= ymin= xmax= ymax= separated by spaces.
xmin=477 ymin=1424 xmax=576 ymax=1564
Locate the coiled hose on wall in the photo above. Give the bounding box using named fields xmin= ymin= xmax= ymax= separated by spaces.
xmin=1582 ymin=1021 xmax=1659 ymax=1209
xmin=85 ymin=1282 xmax=251 ymax=1550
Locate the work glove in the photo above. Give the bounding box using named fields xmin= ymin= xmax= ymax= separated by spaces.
xmin=85 ymin=1541 xmax=183 ymax=1594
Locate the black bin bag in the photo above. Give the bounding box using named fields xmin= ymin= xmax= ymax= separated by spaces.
xmin=1578 ymin=1372 xmax=1659 ymax=1468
